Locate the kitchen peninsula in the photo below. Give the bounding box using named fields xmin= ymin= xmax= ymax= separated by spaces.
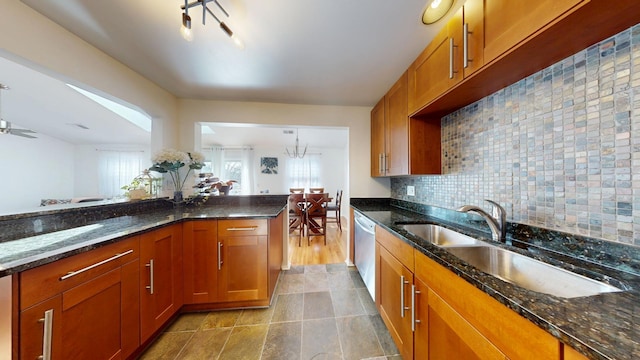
xmin=0 ymin=195 xmax=287 ymax=359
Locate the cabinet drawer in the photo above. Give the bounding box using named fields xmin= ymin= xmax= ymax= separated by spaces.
xmin=218 ymin=219 xmax=268 ymax=236
xmin=20 ymin=236 xmax=139 ymax=309
xmin=375 ymin=226 xmax=414 ymax=272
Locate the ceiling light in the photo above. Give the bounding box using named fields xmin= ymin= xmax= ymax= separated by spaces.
xmin=422 ymin=0 xmax=454 ymax=24
xmin=180 ymin=0 xmax=244 ymax=49
xmin=180 ymin=12 xmax=193 ymax=42
xmin=286 ymin=129 xmax=307 ymax=159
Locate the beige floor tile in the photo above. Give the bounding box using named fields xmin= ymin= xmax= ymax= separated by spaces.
xmin=139 ymin=331 xmax=194 ymax=360
xmin=336 ymin=315 xmax=384 ymax=360
xmin=304 ymin=271 xmax=330 ymax=292
xmin=218 ymin=324 xmax=269 ymax=360
xmin=261 ymin=321 xmax=302 ymax=360
xmin=272 ymin=293 xmax=304 ymax=322
xmin=331 ymin=289 xmax=365 ymax=317
xmin=303 ymin=291 xmax=335 ymax=320
xmin=237 ymin=306 xmax=274 ymax=325
xmin=301 ymin=318 xmax=342 ymax=360
xmin=177 ymin=327 xmax=231 ymax=359
xmin=200 ymin=309 xmax=242 ymax=329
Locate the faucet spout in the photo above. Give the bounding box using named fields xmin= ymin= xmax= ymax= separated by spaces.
xmin=457 ymin=200 xmax=506 ymax=243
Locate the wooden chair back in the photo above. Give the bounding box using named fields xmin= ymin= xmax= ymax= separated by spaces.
xmin=309 ymin=187 xmax=324 ymax=193
xmin=289 ymin=187 xmax=305 ymax=193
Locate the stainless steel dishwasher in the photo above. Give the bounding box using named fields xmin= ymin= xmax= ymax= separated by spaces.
xmin=354 ymin=211 xmax=376 ymax=301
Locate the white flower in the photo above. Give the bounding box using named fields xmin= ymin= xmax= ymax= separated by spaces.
xmin=152 ymin=148 xmax=189 ymax=164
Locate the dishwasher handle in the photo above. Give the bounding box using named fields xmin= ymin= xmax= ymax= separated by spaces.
xmin=354 ymin=215 xmax=376 ymax=236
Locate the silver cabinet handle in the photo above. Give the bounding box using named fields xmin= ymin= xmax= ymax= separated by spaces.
xmin=145 ymin=259 xmax=154 ymax=294
xmin=217 ymin=242 xmax=223 ymax=270
xmin=463 ymin=23 xmax=472 ymax=68
xmin=384 ymin=153 xmax=389 ymax=172
xmin=378 ymin=153 xmax=384 ymax=175
xmin=449 ymin=38 xmax=458 ymax=79
xmin=400 ymin=275 xmax=410 ymax=318
xmin=37 ymin=309 xmax=53 ymax=360
xmin=226 ymin=227 xmax=257 ymax=231
xmin=411 ymin=285 xmax=422 ymax=331
xmin=59 ymin=249 xmax=133 ymax=281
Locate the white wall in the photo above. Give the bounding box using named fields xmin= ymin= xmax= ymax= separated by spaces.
xmin=246 ymin=146 xmax=348 ymax=196
xmin=0 ymin=132 xmax=74 ymax=213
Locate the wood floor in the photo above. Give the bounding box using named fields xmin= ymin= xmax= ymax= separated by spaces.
xmin=288 ymin=217 xmax=348 ymax=265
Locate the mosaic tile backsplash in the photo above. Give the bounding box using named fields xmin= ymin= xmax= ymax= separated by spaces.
xmin=392 ymin=24 xmax=640 ymax=245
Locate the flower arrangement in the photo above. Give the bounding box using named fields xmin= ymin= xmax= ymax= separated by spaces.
xmin=149 ymin=148 xmax=205 ymax=195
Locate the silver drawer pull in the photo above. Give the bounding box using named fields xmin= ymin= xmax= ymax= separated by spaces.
xmin=37 ymin=309 xmax=53 ymax=360
xmin=226 ymin=226 xmax=258 ymax=231
xmin=59 ymin=249 xmax=134 ymax=280
xmin=218 ymin=242 xmax=223 ymax=270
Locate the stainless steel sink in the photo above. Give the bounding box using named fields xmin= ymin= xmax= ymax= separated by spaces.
xmin=399 ymin=224 xmax=485 ymax=247
xmin=445 ymin=246 xmax=622 ymax=298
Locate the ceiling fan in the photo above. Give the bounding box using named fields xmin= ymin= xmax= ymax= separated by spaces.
xmin=0 ymin=84 xmax=37 ymax=139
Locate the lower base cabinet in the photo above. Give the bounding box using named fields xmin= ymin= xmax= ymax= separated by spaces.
xmin=140 ymin=224 xmax=183 ymax=342
xmin=19 ymin=237 xmax=140 ymax=359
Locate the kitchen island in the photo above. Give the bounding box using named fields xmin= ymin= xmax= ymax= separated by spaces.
xmin=352 ymin=198 xmax=640 ymax=360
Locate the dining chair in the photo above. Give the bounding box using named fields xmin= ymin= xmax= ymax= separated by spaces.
xmin=309 ymin=187 xmax=324 ymax=193
xmin=326 ymin=190 xmax=343 ymax=231
xmin=288 ymin=193 xmax=305 ymax=245
xmin=289 ymin=187 xmax=305 ymax=193
xmin=304 ymin=192 xmax=328 ymax=245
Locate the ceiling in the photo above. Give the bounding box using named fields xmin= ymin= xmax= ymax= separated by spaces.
xmin=0 ymin=53 xmax=151 ymax=145
xmin=201 ymin=123 xmax=348 ymax=148
xmin=20 ymin=0 xmax=460 ymax=107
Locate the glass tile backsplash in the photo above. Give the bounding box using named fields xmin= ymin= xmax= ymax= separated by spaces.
xmin=392 ymin=23 xmax=640 ymax=245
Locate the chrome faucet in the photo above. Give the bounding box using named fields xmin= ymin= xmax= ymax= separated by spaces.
xmin=457 ymin=200 xmax=506 ymax=243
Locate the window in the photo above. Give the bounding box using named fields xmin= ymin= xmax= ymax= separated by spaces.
xmin=286 ymin=154 xmax=322 ymax=189
xmin=98 ymin=150 xmax=147 ymax=198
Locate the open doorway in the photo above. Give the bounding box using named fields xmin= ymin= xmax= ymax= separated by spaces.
xmin=198 ymin=122 xmax=350 ymax=267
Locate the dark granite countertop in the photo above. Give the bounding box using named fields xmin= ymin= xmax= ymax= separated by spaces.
xmin=0 ymin=196 xmax=287 ymax=277
xmin=351 ymin=198 xmax=640 ymax=360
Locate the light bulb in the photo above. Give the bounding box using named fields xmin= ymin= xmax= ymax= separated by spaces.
xmin=181 ymin=13 xmax=193 ymax=42
xmin=431 ymin=0 xmax=442 ymax=9
xmin=231 ymin=34 xmax=245 ymax=50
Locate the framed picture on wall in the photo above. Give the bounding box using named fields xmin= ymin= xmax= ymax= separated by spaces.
xmin=260 ymin=157 xmax=278 ymax=174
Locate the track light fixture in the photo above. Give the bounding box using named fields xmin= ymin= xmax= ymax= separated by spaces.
xmin=180 ymin=0 xmax=244 ymax=49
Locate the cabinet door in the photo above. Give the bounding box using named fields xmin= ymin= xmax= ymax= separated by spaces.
xmin=483 ymin=0 xmax=584 ymax=62
xmin=376 ymin=243 xmax=413 ymax=360
xmin=408 ymin=9 xmax=462 ymax=115
xmin=218 ymin=220 xmax=268 ymax=302
xmin=140 ymin=224 xmax=183 ymax=341
xmin=385 ymin=72 xmax=409 ymax=176
xmin=428 ymin=289 xmax=506 ymax=360
xmin=20 ymin=296 xmax=62 ymax=360
xmin=61 ymin=261 xmax=139 ymax=359
xmin=413 ymin=277 xmax=428 ymax=360
xmin=564 ymin=344 xmax=589 ymax=360
xmin=183 ymin=220 xmax=218 ymax=304
xmin=370 ymin=96 xmax=386 ymax=177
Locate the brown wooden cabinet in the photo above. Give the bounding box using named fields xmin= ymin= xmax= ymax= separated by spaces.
xmin=375 ymin=225 xmax=415 ymax=359
xmin=19 ymin=237 xmax=140 ymax=359
xmin=414 ymin=250 xmax=561 ymax=360
xmin=183 ymin=217 xmax=278 ymax=307
xmin=483 ymin=0 xmax=584 ymax=63
xmin=140 ymin=224 xmax=183 ymax=342
xmin=183 ymin=220 xmax=219 ymax=303
xmin=371 ymin=72 xmax=441 ymax=177
xmin=408 ymin=0 xmax=484 ymax=115
xmin=218 ymin=219 xmax=268 ymax=302
xmin=563 ymin=344 xmax=590 ymax=360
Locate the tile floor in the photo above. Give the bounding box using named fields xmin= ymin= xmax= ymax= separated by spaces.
xmin=139 ymin=263 xmax=401 ymax=360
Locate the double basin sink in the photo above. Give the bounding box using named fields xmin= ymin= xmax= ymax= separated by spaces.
xmin=399 ymin=224 xmax=622 ymax=298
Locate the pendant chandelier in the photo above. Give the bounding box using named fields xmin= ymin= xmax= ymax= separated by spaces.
xmin=286 ymin=129 xmax=308 ymax=159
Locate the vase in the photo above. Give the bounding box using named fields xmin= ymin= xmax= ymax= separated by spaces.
xmin=173 ymin=191 xmax=183 ymax=203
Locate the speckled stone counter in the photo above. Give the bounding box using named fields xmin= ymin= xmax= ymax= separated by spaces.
xmin=351 ymin=198 xmax=640 ymax=360
xmin=0 ymin=195 xmax=287 ymax=277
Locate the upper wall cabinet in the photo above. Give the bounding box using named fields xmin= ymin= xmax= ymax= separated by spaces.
xmin=483 ymin=0 xmax=584 ymax=63
xmin=371 ymin=72 xmax=441 ymax=177
xmin=409 ymin=0 xmax=640 ymax=118
xmin=408 ymin=0 xmax=484 ymax=115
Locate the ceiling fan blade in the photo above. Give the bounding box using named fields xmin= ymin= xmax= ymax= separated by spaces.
xmin=10 ymin=129 xmax=37 ymax=139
